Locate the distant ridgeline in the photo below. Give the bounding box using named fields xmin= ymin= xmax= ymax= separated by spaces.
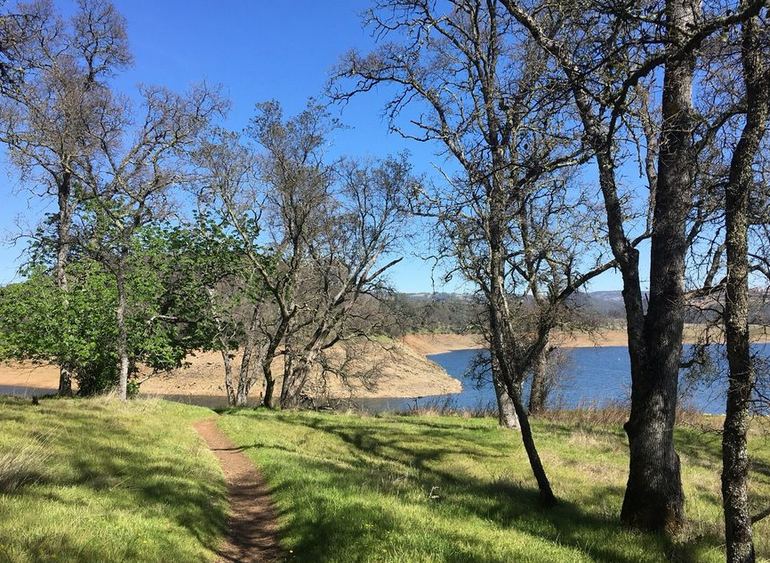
xmin=387 ymin=290 xmax=770 ymax=335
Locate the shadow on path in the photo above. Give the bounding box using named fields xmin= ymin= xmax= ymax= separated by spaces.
xmin=194 ymin=418 xmax=283 ymax=563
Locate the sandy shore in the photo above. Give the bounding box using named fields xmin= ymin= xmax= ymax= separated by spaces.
xmin=3 ymin=327 xmax=767 ymax=402
xmin=0 ymin=338 xmax=463 ymax=401
xmin=400 ymin=333 xmax=484 ymax=355
xmin=557 ymin=324 xmax=770 ymax=348
xmin=405 ymin=325 xmax=770 ymax=352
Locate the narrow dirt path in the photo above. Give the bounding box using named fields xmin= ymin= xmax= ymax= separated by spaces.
xmin=194 ymin=418 xmax=283 ymax=562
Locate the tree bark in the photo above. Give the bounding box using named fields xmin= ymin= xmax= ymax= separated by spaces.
xmin=620 ymin=0 xmax=697 ymax=533
xmin=488 ymin=215 xmax=556 ymax=505
xmin=501 ymin=370 xmax=556 ymax=507
xmin=56 ymin=172 xmax=73 ymax=396
xmin=234 ymin=310 xmax=260 ymax=407
xmin=262 ymin=361 xmax=276 ymax=408
xmin=528 ymin=340 xmax=548 ymax=414
xmin=281 ymin=351 xmax=318 ymax=409
xmin=115 ymin=267 xmax=129 ymax=401
xmin=492 ymin=353 xmax=520 ymax=430
xmin=235 ymin=343 xmax=255 ymax=407
xmin=261 ymin=314 xmax=293 ymax=409
xmin=721 ymin=12 xmax=768 ymax=562
xmin=220 ymin=348 xmax=236 ymax=407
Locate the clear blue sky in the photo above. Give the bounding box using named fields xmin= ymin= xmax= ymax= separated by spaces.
xmin=0 ymin=0 xmax=634 ymax=292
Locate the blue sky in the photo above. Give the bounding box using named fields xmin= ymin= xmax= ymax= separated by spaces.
xmin=0 ymin=0 xmax=634 ymax=292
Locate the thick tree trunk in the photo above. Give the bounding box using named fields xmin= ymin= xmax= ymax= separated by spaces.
xmin=234 ymin=381 xmax=249 ymax=407
xmin=723 ymin=163 xmax=757 ymax=563
xmin=57 ymin=367 xmax=73 ymax=396
xmin=262 ymin=361 xmax=276 ymax=408
xmin=56 ymin=173 xmax=73 ymax=396
xmin=722 ymin=13 xmax=767 ymax=562
xmin=528 ymin=340 xmax=548 ymax=414
xmin=492 ymin=353 xmax=519 ymax=430
xmin=620 ymin=0 xmax=697 ymax=533
xmin=116 ymin=268 xmax=129 ymax=401
xmin=280 ymin=352 xmax=317 ymax=408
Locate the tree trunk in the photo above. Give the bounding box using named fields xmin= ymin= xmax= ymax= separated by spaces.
xmin=262 ymin=360 xmax=276 ymax=408
xmin=488 ymin=216 xmax=556 ymax=505
xmin=220 ymin=348 xmax=236 ymax=406
xmin=722 ymin=13 xmax=767 ymax=562
xmin=528 ymin=340 xmax=548 ymax=414
xmin=279 ymin=343 xmax=294 ymax=407
xmin=620 ymin=0 xmax=696 ymax=533
xmin=234 ymin=381 xmax=249 ymax=407
xmin=492 ymin=352 xmax=519 ymax=429
xmin=232 ymin=307 xmax=262 ymax=407
xmin=723 ymin=155 xmax=757 ymax=563
xmin=116 ymin=267 xmax=129 ymax=401
xmin=56 ymin=173 xmax=73 ymax=396
xmin=508 ymin=379 xmax=556 ymax=506
xmin=57 ymin=367 xmax=73 ymax=396
xmin=261 ymin=315 xmax=293 ymax=409
xmin=235 ymin=347 xmax=254 ymax=407
xmin=281 ymin=351 xmax=317 ymax=408
xmin=235 ymin=356 xmax=252 ymax=407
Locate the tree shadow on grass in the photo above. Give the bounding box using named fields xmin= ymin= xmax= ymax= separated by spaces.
xmin=240 ymin=414 xmax=719 ymax=563
xmin=0 ymin=400 xmax=227 ymax=562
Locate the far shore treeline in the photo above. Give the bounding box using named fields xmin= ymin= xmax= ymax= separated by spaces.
xmin=0 ymin=1 xmax=769 ymax=561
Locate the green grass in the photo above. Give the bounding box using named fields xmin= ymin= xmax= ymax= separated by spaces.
xmin=218 ymin=410 xmax=770 ymax=563
xmin=0 ymin=398 xmax=227 ymax=562
xmin=2 ymin=398 xmax=768 ymax=562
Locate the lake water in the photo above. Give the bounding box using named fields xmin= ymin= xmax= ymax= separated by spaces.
xmin=3 ymin=344 xmax=768 ymax=414
xmin=353 ymin=344 xmax=770 ymax=415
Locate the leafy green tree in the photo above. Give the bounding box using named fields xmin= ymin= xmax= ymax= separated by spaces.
xmin=0 ymin=262 xmax=117 ymax=394
xmin=151 ymin=214 xmax=273 ymax=406
xmin=0 ymin=0 xmax=130 ymax=395
xmin=0 ymin=229 xmax=217 ymax=396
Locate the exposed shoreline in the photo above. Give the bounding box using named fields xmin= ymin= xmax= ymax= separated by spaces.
xmin=3 ymin=327 xmax=768 ymax=401
xmin=403 ymin=325 xmax=770 ymax=355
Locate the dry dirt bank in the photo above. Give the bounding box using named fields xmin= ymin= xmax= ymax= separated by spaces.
xmin=0 ymin=338 xmax=462 ymax=401
xmin=406 ymin=324 xmax=770 ymax=351
xmin=3 ymin=326 xmax=767 ymax=402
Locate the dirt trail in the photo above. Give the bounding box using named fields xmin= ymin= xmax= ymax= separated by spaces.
xmin=194 ymin=419 xmax=283 ymax=563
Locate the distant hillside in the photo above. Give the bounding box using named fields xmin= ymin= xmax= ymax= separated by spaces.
xmin=390 ymin=289 xmax=770 ymax=330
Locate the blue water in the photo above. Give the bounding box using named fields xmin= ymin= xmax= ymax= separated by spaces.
xmin=356 ymin=344 xmax=770 ymax=415
xmin=3 ymin=344 xmax=768 ymax=414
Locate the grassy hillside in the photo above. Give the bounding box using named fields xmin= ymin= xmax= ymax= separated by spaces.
xmin=2 ymin=398 xmax=768 ymax=562
xmin=218 ymin=410 xmax=770 ymax=563
xmin=0 ymin=398 xmax=227 ymax=562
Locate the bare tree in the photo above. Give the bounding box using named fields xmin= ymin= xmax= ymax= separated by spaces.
xmin=191 ymin=129 xmax=269 ymax=406
xmin=332 ymin=0 xmax=618 ymax=505
xmin=198 ymin=102 xmax=409 ymax=408
xmin=276 ymin=156 xmax=408 ymax=407
xmin=0 ymin=0 xmax=52 ymax=91
xmin=720 ymin=9 xmax=769 ymax=562
xmin=500 ymin=0 xmax=766 ymax=531
xmin=0 ymin=0 xmax=130 ymax=395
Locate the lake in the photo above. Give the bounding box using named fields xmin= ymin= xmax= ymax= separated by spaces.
xmin=3 ymin=344 xmax=768 ymax=414
xmin=353 ymin=344 xmax=770 ymax=415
